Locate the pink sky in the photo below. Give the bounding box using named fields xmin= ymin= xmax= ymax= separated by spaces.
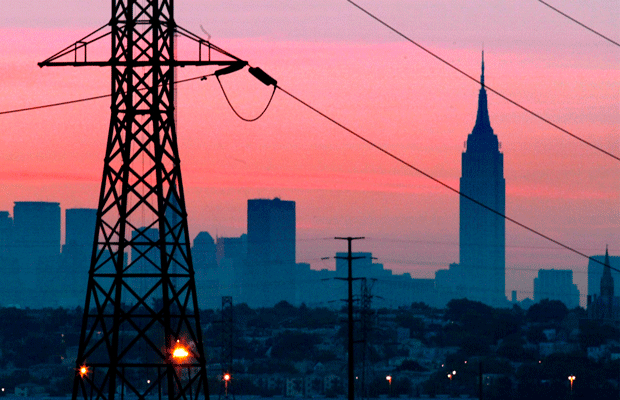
xmin=0 ymin=0 xmax=618 ymax=305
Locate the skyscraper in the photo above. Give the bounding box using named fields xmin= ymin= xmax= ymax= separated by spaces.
xmin=459 ymin=53 xmax=506 ymax=307
xmin=13 ymin=201 xmax=61 ymax=307
xmin=61 ymin=208 xmax=97 ymax=307
xmin=247 ymin=198 xmax=296 ymax=306
xmin=588 ymin=247 xmax=619 ymax=321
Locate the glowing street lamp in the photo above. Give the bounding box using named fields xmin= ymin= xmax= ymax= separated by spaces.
xmin=172 ymin=340 xmax=190 ymax=362
xmin=79 ymin=366 xmax=89 ymax=378
xmin=568 ymin=375 xmax=575 ymax=393
xmin=386 ymin=375 xmax=392 ymax=397
xmin=223 ymin=373 xmax=231 ymax=397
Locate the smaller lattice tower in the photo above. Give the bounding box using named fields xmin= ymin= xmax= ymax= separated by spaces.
xmin=218 ymin=296 xmax=235 ymax=400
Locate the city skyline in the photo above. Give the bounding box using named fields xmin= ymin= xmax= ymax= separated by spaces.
xmin=0 ymin=1 xmax=617 ymax=303
xmin=0 ymin=197 xmax=613 ymax=310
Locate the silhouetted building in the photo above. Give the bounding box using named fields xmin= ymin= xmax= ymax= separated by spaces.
xmin=588 ymin=248 xmax=620 ymax=322
xmin=0 ymin=211 xmax=16 ymax=307
xmin=215 ymin=234 xmax=247 ymax=305
xmin=533 ymin=269 xmax=579 ymax=309
xmin=459 ymin=52 xmax=506 ymax=307
xmin=588 ymin=252 xmax=620 ymax=299
xmin=193 ymin=231 xmax=217 ymax=270
xmin=247 ymin=198 xmax=296 ymax=307
xmin=334 ymin=252 xmax=440 ymax=308
xmin=61 ymin=208 xmax=97 ymax=307
xmin=434 ymin=263 xmax=466 ymax=307
xmin=12 ymin=201 xmax=61 ymax=307
xmin=191 ymin=231 xmax=219 ymax=309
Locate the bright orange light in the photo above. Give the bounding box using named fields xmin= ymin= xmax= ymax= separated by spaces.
xmin=79 ymin=366 xmax=88 ymax=378
xmin=223 ymin=373 xmax=231 ymax=381
xmin=386 ymin=376 xmax=392 ymax=382
xmin=172 ymin=345 xmax=189 ymax=359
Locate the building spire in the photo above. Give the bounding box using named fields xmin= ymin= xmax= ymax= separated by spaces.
xmin=481 ymin=49 xmax=485 ymax=86
xmin=473 ymin=50 xmax=491 ymax=133
xmin=600 ymin=245 xmax=614 ymax=299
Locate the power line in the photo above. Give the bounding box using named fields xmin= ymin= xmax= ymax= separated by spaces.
xmin=344 ymin=0 xmax=620 ymax=163
xmin=274 ymin=84 xmax=615 ymax=273
xmin=537 ymin=0 xmax=620 ymax=47
xmin=0 ymin=74 xmax=214 ymax=116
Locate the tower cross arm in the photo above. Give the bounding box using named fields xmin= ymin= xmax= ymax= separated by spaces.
xmin=38 ymin=23 xmax=246 ymax=68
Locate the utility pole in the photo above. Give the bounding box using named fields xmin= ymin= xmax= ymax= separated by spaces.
xmin=335 ymin=237 xmax=364 ymax=400
xmin=39 ymin=2 xmax=246 ymax=400
xmin=219 ymin=296 xmax=234 ymax=400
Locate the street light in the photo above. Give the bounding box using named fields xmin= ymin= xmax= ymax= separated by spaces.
xmin=568 ymin=375 xmax=575 ymax=393
xmin=386 ymin=375 xmax=392 ymax=397
xmin=223 ymin=373 xmax=231 ymax=397
xmin=172 ymin=340 xmax=189 ymax=361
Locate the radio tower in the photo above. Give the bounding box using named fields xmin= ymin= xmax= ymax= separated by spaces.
xmin=39 ymin=2 xmax=246 ymax=400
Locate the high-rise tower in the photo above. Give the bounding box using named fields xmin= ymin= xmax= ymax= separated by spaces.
xmin=246 ymin=198 xmax=296 ymax=306
xmin=459 ymin=52 xmax=506 ymax=306
xmin=13 ymin=201 xmax=61 ymax=308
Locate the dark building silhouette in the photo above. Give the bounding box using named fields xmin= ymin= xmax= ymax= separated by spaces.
xmin=533 ymin=269 xmax=579 ymax=308
xmin=217 ymin=234 xmax=248 ymax=305
xmin=588 ymin=248 xmax=620 ymax=322
xmin=12 ymin=201 xmax=61 ymax=308
xmin=61 ymin=208 xmax=97 ymax=307
xmin=0 ymin=211 xmax=16 ymax=307
xmin=588 ymin=252 xmax=620 ymax=299
xmin=434 ymin=263 xmax=467 ymax=307
xmin=193 ymin=231 xmax=217 ymax=270
xmin=459 ymin=52 xmax=506 ymax=307
xmin=191 ymin=231 xmax=219 ymax=309
xmin=334 ymin=252 xmax=439 ymax=308
xmin=247 ymin=198 xmax=296 ymax=306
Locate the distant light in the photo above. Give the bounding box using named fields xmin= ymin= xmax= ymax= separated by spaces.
xmin=2 ymin=388 xmax=5 ymax=392
xmin=147 ymin=380 xmax=151 ymax=384
xmin=386 ymin=375 xmax=392 ymax=381
xmin=464 ymin=360 xmax=468 ymax=364
xmin=452 ymin=370 xmax=456 ymax=375
xmin=79 ymin=366 xmax=89 ymax=378
xmin=223 ymin=373 xmax=231 ymax=381
xmin=173 ymin=345 xmax=189 ymax=360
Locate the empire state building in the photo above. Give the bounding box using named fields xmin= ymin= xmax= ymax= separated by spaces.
xmin=459 ymin=52 xmax=506 ymax=306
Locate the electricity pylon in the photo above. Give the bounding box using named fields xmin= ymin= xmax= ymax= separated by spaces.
xmin=358 ymin=278 xmax=375 ymax=400
xmin=39 ymin=2 xmax=246 ymax=400
xmin=218 ymin=296 xmax=234 ymax=400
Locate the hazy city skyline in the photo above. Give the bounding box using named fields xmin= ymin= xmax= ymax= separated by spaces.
xmin=0 ymin=1 xmax=617 ymax=304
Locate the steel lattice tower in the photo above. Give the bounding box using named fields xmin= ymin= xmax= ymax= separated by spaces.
xmin=39 ymin=2 xmax=245 ymax=400
xmin=218 ymin=296 xmax=234 ymax=400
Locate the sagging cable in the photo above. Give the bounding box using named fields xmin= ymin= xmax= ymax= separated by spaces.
xmin=216 ymin=66 xmax=277 ymax=122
